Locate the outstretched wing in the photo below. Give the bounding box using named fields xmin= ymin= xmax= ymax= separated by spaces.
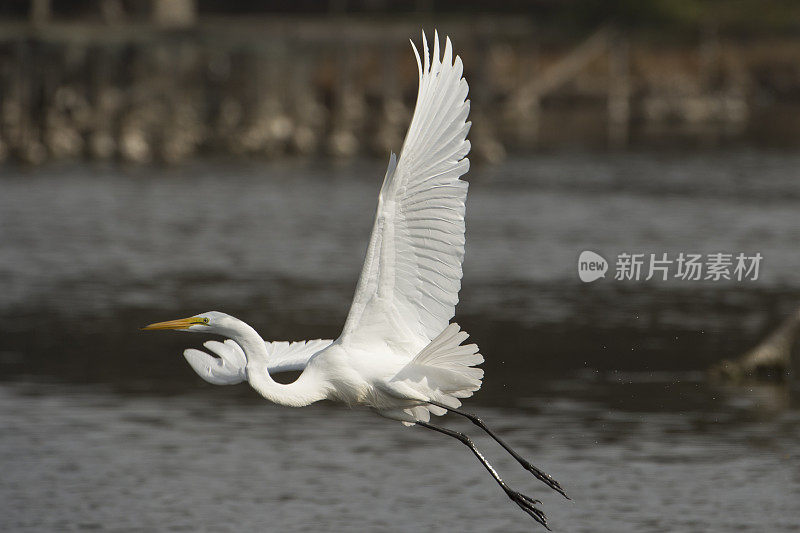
xmin=263 ymin=339 xmax=333 ymax=373
xmin=183 ymin=339 xmax=333 ymax=385
xmin=340 ymin=31 xmax=471 ymax=355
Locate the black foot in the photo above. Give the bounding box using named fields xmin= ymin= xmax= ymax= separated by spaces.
xmin=505 ymin=488 xmax=550 ymax=530
xmin=519 ymin=459 xmax=570 ymax=500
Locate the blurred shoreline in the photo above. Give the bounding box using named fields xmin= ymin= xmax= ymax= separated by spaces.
xmin=1 ymin=15 xmax=800 ymax=166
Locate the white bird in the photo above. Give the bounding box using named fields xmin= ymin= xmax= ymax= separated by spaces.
xmin=144 ymin=31 xmax=567 ymax=529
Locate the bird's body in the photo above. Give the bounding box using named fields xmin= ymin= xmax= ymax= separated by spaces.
xmin=175 ymin=311 xmax=482 ymax=419
xmin=145 ymin=31 xmax=566 ymax=529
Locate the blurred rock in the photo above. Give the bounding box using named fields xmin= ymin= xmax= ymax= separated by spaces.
xmin=710 ymin=307 xmax=799 ymax=382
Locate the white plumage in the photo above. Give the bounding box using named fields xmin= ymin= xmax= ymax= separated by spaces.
xmin=145 ymin=31 xmax=564 ymax=529
xmin=183 ymin=338 xmax=333 ymax=384
xmin=341 ymin=31 xmax=471 ymax=349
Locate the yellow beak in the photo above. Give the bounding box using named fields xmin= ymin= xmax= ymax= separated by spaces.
xmin=142 ymin=316 xmax=205 ymax=331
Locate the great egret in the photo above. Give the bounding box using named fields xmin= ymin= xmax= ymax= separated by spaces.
xmin=145 ymin=31 xmax=567 ymax=529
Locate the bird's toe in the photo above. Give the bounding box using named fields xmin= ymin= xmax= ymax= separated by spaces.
xmin=505 ymin=488 xmax=549 ymax=529
xmin=521 ymin=460 xmax=569 ymax=499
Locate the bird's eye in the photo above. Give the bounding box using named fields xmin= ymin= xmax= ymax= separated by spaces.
xmin=203 ymin=318 xmax=209 ymax=324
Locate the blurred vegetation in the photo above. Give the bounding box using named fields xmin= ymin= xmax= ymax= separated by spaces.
xmin=1 ymin=0 xmax=800 ymax=37
xmin=0 ymin=0 xmax=798 ymax=165
xmin=549 ymin=0 xmax=800 ymax=36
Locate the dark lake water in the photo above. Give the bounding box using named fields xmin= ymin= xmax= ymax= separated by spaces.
xmin=1 ymin=151 xmax=799 ymax=531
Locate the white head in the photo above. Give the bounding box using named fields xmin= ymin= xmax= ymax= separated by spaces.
xmin=142 ymin=311 xmax=246 ymax=337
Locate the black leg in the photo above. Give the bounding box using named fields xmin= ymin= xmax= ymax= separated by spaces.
xmin=428 ymin=401 xmax=569 ymax=499
xmin=416 ymin=420 xmax=551 ymax=530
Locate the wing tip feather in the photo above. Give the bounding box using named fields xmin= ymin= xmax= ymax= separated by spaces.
xmin=422 ymin=29 xmax=430 ymax=74
xmin=410 ymin=39 xmax=422 ymax=80
xmin=433 ymin=30 xmax=440 ymax=70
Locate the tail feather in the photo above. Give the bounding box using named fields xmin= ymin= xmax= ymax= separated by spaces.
xmin=388 ymin=322 xmax=483 ymax=424
xmin=409 ymin=322 xmax=483 ymax=392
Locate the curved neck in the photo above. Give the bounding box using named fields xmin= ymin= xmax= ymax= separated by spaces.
xmin=227 ymin=321 xmax=330 ymax=408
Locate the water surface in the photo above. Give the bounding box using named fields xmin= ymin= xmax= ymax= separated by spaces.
xmin=1 ymin=152 xmax=799 ymax=531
